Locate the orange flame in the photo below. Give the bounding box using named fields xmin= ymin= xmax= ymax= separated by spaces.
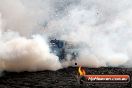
xmin=78 ymin=66 xmax=86 ymax=76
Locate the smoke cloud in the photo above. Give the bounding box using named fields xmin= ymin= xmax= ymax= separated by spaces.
xmin=0 ymin=0 xmax=132 ymax=72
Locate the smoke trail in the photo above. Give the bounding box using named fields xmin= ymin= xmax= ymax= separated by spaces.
xmin=46 ymin=0 xmax=132 ymax=67
xmin=0 ymin=0 xmax=132 ymax=72
xmin=0 ymin=13 xmax=62 ymax=71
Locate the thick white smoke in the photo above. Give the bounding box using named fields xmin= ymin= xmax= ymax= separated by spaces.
xmin=0 ymin=23 xmax=62 ymax=72
xmin=46 ymin=0 xmax=132 ymax=67
xmin=0 ymin=8 xmax=62 ymax=71
xmin=0 ymin=0 xmax=132 ymax=72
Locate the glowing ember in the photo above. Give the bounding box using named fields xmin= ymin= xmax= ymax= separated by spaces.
xmin=78 ymin=66 xmax=86 ymax=76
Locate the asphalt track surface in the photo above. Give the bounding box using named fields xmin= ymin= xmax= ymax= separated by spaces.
xmin=0 ymin=67 xmax=132 ymax=88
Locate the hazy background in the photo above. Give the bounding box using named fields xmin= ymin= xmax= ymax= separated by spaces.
xmin=0 ymin=0 xmax=132 ymax=71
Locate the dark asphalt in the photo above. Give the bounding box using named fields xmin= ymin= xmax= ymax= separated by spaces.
xmin=0 ymin=67 xmax=131 ymax=88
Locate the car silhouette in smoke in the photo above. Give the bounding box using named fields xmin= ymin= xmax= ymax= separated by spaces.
xmin=49 ymin=39 xmax=79 ymax=61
